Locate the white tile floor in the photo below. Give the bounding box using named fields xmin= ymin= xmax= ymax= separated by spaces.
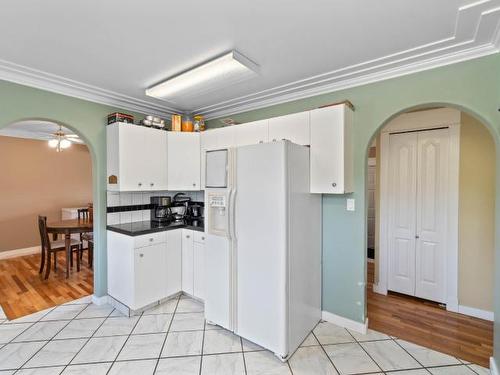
xmin=0 ymin=295 xmax=491 ymax=374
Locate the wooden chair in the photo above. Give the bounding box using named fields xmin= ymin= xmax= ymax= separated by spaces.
xmin=78 ymin=208 xmax=93 ymax=267
xmin=38 ymin=215 xmax=81 ymax=279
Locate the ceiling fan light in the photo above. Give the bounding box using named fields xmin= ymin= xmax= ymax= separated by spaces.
xmin=48 ymin=139 xmax=58 ymax=148
xmin=60 ymin=139 xmax=72 ymax=149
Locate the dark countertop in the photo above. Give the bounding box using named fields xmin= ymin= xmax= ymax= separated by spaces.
xmin=107 ymin=219 xmax=204 ymax=237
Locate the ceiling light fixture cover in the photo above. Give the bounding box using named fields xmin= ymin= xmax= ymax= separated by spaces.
xmin=146 ymin=51 xmax=259 ymax=101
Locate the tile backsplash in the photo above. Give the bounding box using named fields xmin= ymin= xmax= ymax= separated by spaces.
xmin=107 ymin=190 xmax=204 ymax=225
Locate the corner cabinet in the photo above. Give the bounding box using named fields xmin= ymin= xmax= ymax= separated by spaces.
xmin=310 ymin=104 xmax=353 ymax=194
xmin=167 ymin=132 xmax=201 ymax=191
xmin=107 ymin=230 xmax=181 ymax=311
xmin=107 ymin=123 xmax=168 ymax=191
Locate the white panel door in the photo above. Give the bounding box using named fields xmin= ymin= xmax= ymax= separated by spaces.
xmin=167 ymin=132 xmax=201 ymax=190
xmin=181 ymin=229 xmax=194 ymax=295
xmin=233 ymin=120 xmax=269 ymax=146
xmin=415 ymin=129 xmax=449 ymax=303
xmin=268 ymin=112 xmax=310 ymax=145
xmin=387 ymin=132 xmax=417 ymax=296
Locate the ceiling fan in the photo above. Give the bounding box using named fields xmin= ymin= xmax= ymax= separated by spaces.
xmin=48 ymin=125 xmax=80 ymax=152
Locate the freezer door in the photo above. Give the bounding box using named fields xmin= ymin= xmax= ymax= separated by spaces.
xmin=234 ymin=142 xmax=288 ymax=357
xmin=206 ymin=149 xmax=228 ymax=188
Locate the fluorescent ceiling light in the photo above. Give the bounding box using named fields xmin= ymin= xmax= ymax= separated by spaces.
xmin=146 ymin=51 xmax=259 ymax=101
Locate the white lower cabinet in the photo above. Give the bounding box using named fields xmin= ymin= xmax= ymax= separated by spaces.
xmin=166 ymin=230 xmax=182 ymax=297
xmin=181 ymin=228 xmax=205 ymax=300
xmin=108 ymin=230 xmax=180 ymax=311
xmin=108 ymin=228 xmax=205 ymax=311
xmin=181 ymin=229 xmax=194 ymax=295
xmin=134 ymin=244 xmax=167 ymax=309
xmin=193 ymin=237 xmax=206 ymax=300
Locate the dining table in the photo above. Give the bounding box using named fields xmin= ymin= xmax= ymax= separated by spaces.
xmin=46 ymin=218 xmax=93 ymax=278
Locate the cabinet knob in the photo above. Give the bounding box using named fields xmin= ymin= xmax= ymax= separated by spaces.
xmin=192 ymin=183 xmax=196 ymax=187
xmin=202 ymin=236 xmax=205 ymax=240
xmin=149 ymin=238 xmax=154 ymax=242
xmin=150 ymin=183 xmax=154 ymax=187
xmin=415 ymin=235 xmax=420 ymax=239
xmin=138 ymin=182 xmax=142 ymax=187
xmin=272 ymin=139 xmax=276 ymax=142
xmin=186 ymin=235 xmax=190 ymax=239
xmin=332 ymin=182 xmax=337 ymax=188
xmin=259 ymin=140 xmax=263 ymax=144
xmin=139 ymin=253 xmax=144 ymax=258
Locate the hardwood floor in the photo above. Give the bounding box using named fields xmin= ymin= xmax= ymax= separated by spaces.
xmin=367 ymin=261 xmax=493 ymax=368
xmin=0 ymin=252 xmax=93 ymax=320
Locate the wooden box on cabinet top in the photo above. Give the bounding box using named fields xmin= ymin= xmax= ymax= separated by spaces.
xmin=107 ymin=123 xmax=168 ymax=191
xmin=310 ymin=104 xmax=353 ymax=194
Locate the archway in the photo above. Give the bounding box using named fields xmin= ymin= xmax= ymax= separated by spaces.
xmin=364 ymin=104 xmax=496 ymax=368
xmin=0 ymin=118 xmax=98 ymax=318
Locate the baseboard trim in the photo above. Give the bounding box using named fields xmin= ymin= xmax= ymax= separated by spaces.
xmin=491 ymin=357 xmax=499 ymax=375
xmin=0 ymin=246 xmax=39 ymax=260
xmin=322 ymin=311 xmax=368 ymax=334
xmin=458 ymin=305 xmax=494 ymax=321
xmin=372 ymin=283 xmax=387 ymax=295
xmin=91 ymin=294 xmax=109 ymax=306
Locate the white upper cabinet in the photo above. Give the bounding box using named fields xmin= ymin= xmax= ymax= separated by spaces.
xmin=234 ymin=119 xmax=269 ymax=146
xmin=107 ymin=123 xmax=167 ymax=191
xmin=310 ymin=104 xmax=353 ymax=194
xmin=268 ymin=112 xmax=310 ymax=145
xmin=167 ymin=132 xmax=201 ymax=191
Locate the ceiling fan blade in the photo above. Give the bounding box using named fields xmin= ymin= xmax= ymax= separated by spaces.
xmin=66 ymin=134 xmax=80 ymax=138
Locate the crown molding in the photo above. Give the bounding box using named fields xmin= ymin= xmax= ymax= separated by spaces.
xmin=0 ymin=59 xmax=180 ymax=117
xmin=199 ymin=1 xmax=500 ymax=119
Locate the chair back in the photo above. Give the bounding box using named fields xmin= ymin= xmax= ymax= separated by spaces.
xmin=78 ymin=208 xmax=89 ymax=221
xmin=38 ymin=215 xmax=51 ymax=251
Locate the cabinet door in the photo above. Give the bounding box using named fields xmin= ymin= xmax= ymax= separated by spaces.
xmin=310 ymin=105 xmax=352 ymax=193
xmin=217 ymin=127 xmax=236 ymax=148
xmin=168 ymin=133 xmax=201 ymax=191
xmin=193 ymin=240 xmax=205 ymax=301
xmin=234 ymin=120 xmax=269 ymax=147
xmin=181 ymin=229 xmax=194 ymax=295
xmin=165 ymin=230 xmax=182 ymax=297
xmin=119 ymin=124 xmax=149 ymax=191
xmin=268 ymin=112 xmax=310 ymax=145
xmin=143 ymin=128 xmax=168 ymax=190
xmin=134 ymin=243 xmax=167 ymax=309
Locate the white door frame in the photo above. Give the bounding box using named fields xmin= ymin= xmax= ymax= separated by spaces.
xmin=375 ymin=108 xmax=460 ymax=312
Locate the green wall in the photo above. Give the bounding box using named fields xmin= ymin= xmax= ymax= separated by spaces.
xmin=0 ymin=80 xmax=145 ymax=297
xmin=0 ymin=54 xmax=499 ymax=368
xmin=207 ymin=54 xmax=500 ymax=367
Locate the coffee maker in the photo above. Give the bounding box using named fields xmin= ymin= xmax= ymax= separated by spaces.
xmin=150 ymin=196 xmax=172 ymax=223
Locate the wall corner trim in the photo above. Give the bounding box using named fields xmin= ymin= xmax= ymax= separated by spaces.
xmin=321 ymin=310 xmax=368 ymax=334
xmin=491 ymin=357 xmax=499 ymax=375
xmin=458 ymin=305 xmax=494 ymax=321
xmin=372 ymin=283 xmax=388 ymax=295
xmin=0 ymin=246 xmax=40 ymax=260
xmin=91 ymin=294 xmax=110 ymax=306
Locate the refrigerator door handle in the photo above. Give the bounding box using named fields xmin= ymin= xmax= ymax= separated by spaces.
xmin=227 ymin=189 xmax=233 ymax=239
xmin=229 ymin=189 xmax=237 ymax=241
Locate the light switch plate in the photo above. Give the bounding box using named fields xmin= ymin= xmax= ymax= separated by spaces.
xmin=346 ymin=198 xmax=355 ymax=211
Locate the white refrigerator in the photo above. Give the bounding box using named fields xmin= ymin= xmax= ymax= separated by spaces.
xmin=204 ymin=140 xmax=321 ymax=360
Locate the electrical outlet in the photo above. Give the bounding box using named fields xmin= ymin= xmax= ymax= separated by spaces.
xmin=347 ymin=198 xmax=355 ymax=211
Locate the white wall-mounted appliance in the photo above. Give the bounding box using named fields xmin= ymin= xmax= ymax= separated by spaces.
xmin=204 ymin=140 xmax=322 ymax=360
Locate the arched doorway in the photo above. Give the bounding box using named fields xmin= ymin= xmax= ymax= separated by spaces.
xmin=364 ymin=105 xmax=495 ymax=368
xmin=0 ymin=119 xmax=95 ymax=319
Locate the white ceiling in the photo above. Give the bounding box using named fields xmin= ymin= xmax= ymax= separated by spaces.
xmin=0 ymin=121 xmax=84 ymax=144
xmin=0 ymin=0 xmax=499 ymax=119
